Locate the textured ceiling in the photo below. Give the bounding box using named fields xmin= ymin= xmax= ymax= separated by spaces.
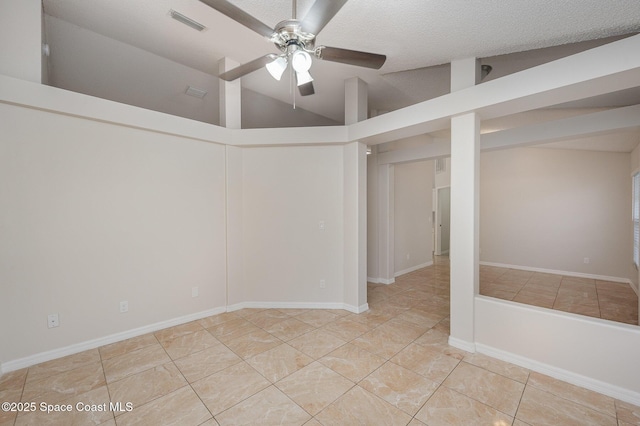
xmin=42 ymin=0 xmax=640 ymax=125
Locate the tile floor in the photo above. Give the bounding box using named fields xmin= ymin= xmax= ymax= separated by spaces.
xmin=479 ymin=264 xmax=639 ymax=325
xmin=1 ymin=258 xmax=639 ymax=425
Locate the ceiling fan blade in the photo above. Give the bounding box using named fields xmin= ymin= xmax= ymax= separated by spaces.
xmin=199 ymin=0 xmax=273 ymax=38
xmin=299 ymin=82 xmax=315 ymax=96
xmin=301 ymin=0 xmax=348 ymax=35
xmin=219 ymin=54 xmax=277 ymax=81
xmin=317 ymin=46 xmax=386 ymax=69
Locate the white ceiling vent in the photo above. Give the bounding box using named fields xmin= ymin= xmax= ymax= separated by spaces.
xmin=170 ymin=10 xmax=206 ymax=32
xmin=185 ymin=86 xmax=207 ymax=99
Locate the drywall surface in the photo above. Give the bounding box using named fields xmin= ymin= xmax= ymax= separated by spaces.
xmin=475 ymin=297 xmax=640 ymax=402
xmin=480 ymin=147 xmax=633 ymax=281
xmin=394 ymin=160 xmax=434 ymax=274
xmin=241 ymin=145 xmax=346 ymax=305
xmin=0 ymin=102 xmax=227 ymax=363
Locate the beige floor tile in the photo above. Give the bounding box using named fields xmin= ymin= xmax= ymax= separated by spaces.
xmin=153 ymin=321 xmax=204 ymax=345
xmin=443 ymin=362 xmax=524 ymax=416
xmin=278 ymin=308 xmax=311 ymax=316
xmin=0 ymin=368 xmax=27 ymax=391
xmin=160 ymin=329 xmax=220 ymax=360
xmin=197 ymin=312 xmax=240 ymax=329
xmin=348 ymin=310 xmax=394 ymax=328
xmin=287 ymin=329 xmax=347 ymax=359
xmin=275 ymin=362 xmax=353 ymax=415
xmin=513 ymin=289 xmax=557 ymax=309
xmin=462 ymin=353 xmax=529 ymax=383
xmin=224 ymin=329 xmax=283 ymax=359
xmin=415 ymin=386 xmax=513 ymax=426
xmin=234 ymin=308 xmax=267 ymax=318
xmin=527 ymin=372 xmax=616 ymax=417
xmin=392 ymin=309 xmax=441 ymax=329
xmin=244 ymin=309 xmax=291 ymax=329
xmin=616 ymin=399 xmax=640 ymax=425
xmin=102 ymin=344 xmax=170 ymax=383
xmin=413 ymin=329 xmax=468 ymax=360
xmin=245 ymin=344 xmax=313 ymax=383
xmin=303 ymin=419 xmax=322 ymax=426
xmin=321 ymin=317 xmax=371 ymax=342
xmin=25 ymin=349 xmax=100 ymax=384
xmin=351 ymin=326 xmax=413 ymax=360
xmin=390 ymin=343 xmax=460 ymax=383
xmin=191 ymin=362 xmax=270 ymax=415
xmin=295 ymin=310 xmax=341 ymax=328
xmin=107 ymin=363 xmax=187 ymax=413
xmin=116 ymin=386 xmax=211 ymax=426
xmin=516 ymin=386 xmax=616 ymax=426
xmin=99 ymin=334 xmax=158 ymax=361
xmin=214 ymin=386 xmax=310 ymax=425
xmin=22 ymin=361 xmax=105 ymax=405
xmin=15 ymin=385 xmax=113 ymax=426
xmin=263 ymin=317 xmax=315 ymax=342
xmin=206 ymin=318 xmax=262 ymax=343
xmin=314 ymin=386 xmax=412 ymax=426
xmin=377 ymin=318 xmax=430 ymax=341
xmin=359 ymin=361 xmax=438 ymax=415
xmin=318 ymin=343 xmax=385 ymax=382
xmin=174 ymin=344 xmax=242 ymax=383
xmin=432 ymin=316 xmax=450 ymax=334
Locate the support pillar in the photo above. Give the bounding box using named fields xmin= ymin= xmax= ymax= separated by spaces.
xmin=344 ymin=77 xmax=368 ymax=311
xmin=219 ymin=57 xmax=241 ymax=129
xmin=449 ymin=58 xmax=481 ymax=351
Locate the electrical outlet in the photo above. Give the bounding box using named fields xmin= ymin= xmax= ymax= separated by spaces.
xmin=584 ymin=257 xmax=590 ymax=264
xmin=120 ymin=301 xmax=128 ymax=313
xmin=406 ymin=253 xmax=410 ymax=260
xmin=319 ymin=279 xmax=326 ymax=289
xmin=47 ymin=314 xmax=59 ymax=328
xmin=192 ymin=287 xmax=199 ymax=297
xmin=319 ymin=220 xmax=326 ymax=231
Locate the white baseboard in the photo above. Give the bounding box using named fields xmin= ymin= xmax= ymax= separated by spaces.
xmin=475 ymin=343 xmax=640 ymax=406
xmin=480 ymin=261 xmax=632 ymax=285
xmin=448 ymin=336 xmax=476 ymax=353
xmin=630 ymin=280 xmax=639 ymax=297
xmin=367 ymin=277 xmax=395 ymax=285
xmin=394 ymin=261 xmax=434 ymax=278
xmin=0 ymin=306 xmax=226 ymax=374
xmin=227 ymin=301 xmax=369 ymax=314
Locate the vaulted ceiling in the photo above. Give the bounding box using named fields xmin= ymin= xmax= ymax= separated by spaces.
xmin=42 ymin=0 xmax=640 ymax=128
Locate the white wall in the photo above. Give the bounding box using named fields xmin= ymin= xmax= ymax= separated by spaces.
xmin=45 ymin=16 xmax=221 ymax=125
xmin=0 ymin=103 xmax=228 ymax=364
xmin=240 ymin=146 xmax=346 ymax=306
xmin=367 ymin=151 xmax=379 ymax=280
xmin=480 ymin=147 xmax=634 ymax=281
xmin=0 ymin=0 xmax=41 ymax=83
xmin=394 ymin=160 xmax=434 ymax=275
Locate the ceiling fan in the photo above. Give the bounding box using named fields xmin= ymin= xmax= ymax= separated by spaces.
xmin=199 ymin=0 xmax=387 ymax=96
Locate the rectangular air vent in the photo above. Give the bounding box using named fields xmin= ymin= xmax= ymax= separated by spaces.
xmin=170 ymin=10 xmax=206 ymax=32
xmin=185 ymin=86 xmax=208 ymax=99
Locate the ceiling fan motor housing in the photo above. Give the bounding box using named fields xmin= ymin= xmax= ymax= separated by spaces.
xmin=271 ymin=19 xmax=316 ymax=54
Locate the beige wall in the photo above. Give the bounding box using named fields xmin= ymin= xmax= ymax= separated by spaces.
xmin=0 ymin=103 xmax=228 ymax=363
xmin=480 ymin=147 xmax=634 ymax=281
xmin=241 ymin=146 xmax=346 ymax=305
xmin=394 ymin=160 xmax=434 ymax=275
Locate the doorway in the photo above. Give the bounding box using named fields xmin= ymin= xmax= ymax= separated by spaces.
xmin=435 ymin=186 xmax=450 ymax=255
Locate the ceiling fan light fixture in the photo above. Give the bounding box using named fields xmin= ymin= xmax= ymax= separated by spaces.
xmin=266 ymin=56 xmax=288 ymax=81
xmin=296 ymin=70 xmax=313 ymax=86
xmin=291 ymin=50 xmax=312 ymax=73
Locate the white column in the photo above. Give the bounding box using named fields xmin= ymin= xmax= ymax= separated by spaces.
xmin=219 ymin=57 xmax=241 ymax=129
xmin=377 ymin=163 xmax=395 ymax=284
xmin=345 ymin=77 xmax=368 ymax=125
xmin=0 ymin=0 xmax=42 ymax=83
xmin=449 ymin=58 xmax=481 ymax=351
xmin=343 ymin=77 xmax=368 ymax=311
